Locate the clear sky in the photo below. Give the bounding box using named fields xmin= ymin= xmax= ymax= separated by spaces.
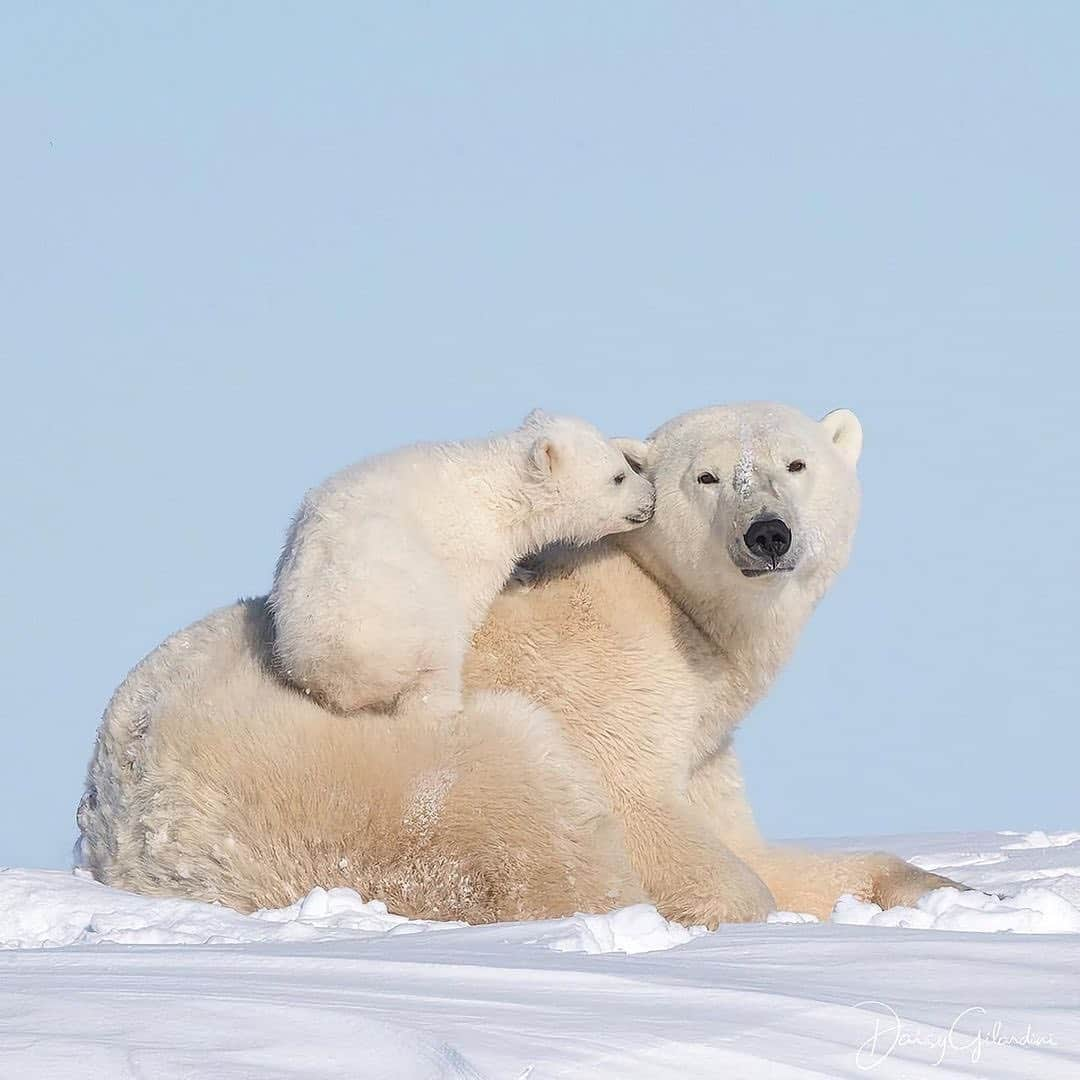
xmin=2 ymin=3 xmax=1077 ymax=869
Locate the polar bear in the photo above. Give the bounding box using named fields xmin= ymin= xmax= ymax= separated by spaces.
xmin=269 ymin=410 xmax=655 ymax=717
xmin=78 ymin=402 xmax=961 ymax=926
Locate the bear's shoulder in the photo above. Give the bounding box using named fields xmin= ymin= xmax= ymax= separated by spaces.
xmin=482 ymin=538 xmax=690 ymax=661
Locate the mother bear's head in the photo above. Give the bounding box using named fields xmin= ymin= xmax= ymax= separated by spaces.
xmin=614 ymin=403 xmax=863 ymax=620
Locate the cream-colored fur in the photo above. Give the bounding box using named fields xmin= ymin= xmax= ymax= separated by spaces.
xmin=78 ymin=600 xmax=643 ymax=919
xmin=269 ymin=410 xmax=654 ymax=716
xmin=79 ymin=403 xmax=959 ymax=926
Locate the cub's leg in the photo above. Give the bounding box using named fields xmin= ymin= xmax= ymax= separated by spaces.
xmin=271 ymin=517 xmax=462 ymax=716
xmin=393 ymin=655 xmax=465 ymax=722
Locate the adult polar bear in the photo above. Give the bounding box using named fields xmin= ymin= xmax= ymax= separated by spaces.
xmin=79 ymin=403 xmax=958 ymax=926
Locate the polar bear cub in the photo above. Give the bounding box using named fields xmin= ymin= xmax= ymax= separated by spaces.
xmin=269 ymin=410 xmax=655 ymax=717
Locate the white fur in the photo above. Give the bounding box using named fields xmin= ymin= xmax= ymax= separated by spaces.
xmin=268 ymin=410 xmax=654 ymax=716
xmin=79 ymin=402 xmax=960 ymax=926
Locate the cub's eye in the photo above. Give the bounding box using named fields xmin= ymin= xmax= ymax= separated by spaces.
xmin=613 ymin=472 xmax=626 ymax=486
xmin=787 ymin=460 xmax=806 ymax=473
xmin=697 ymin=471 xmax=719 ymax=485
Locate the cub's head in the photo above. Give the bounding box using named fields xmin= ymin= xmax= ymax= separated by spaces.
xmin=522 ymin=410 xmax=656 ymax=544
xmin=615 ymin=403 xmax=862 ymax=602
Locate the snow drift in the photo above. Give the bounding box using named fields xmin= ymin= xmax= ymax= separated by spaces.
xmin=2 ymin=830 xmax=1079 ymax=1077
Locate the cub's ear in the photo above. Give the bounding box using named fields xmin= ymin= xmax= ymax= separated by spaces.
xmin=820 ymin=409 xmax=863 ymax=466
xmin=612 ymin=437 xmax=651 ymax=475
xmin=521 ymin=408 xmax=551 ymax=429
xmin=530 ymin=435 xmax=559 ymax=477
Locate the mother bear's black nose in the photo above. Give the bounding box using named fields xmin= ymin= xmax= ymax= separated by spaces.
xmin=744 ymin=518 xmax=792 ymax=566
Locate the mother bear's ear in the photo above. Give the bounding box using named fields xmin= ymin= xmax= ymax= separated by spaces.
xmin=612 ymin=437 xmax=652 ymax=475
xmin=819 ymin=409 xmax=863 ymax=467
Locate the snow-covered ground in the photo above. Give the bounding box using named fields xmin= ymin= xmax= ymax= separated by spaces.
xmin=3 ymin=831 xmax=1079 ymax=1078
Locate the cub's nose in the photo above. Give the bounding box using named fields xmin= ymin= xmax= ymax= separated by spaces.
xmin=743 ymin=518 xmax=791 ymax=566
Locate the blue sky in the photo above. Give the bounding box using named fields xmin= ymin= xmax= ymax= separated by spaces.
xmin=1 ymin=3 xmax=1077 ymax=869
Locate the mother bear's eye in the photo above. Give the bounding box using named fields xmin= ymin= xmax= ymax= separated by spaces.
xmin=787 ymin=460 xmax=806 ymax=473
xmin=613 ymin=472 xmax=626 ymax=486
xmin=697 ymin=472 xmax=719 ymax=485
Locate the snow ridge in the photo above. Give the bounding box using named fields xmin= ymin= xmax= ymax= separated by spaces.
xmin=2 ymin=830 xmax=1079 ymax=1078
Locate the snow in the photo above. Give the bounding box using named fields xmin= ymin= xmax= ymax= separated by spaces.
xmin=832 ymin=884 xmax=1080 ymax=933
xmin=0 ymin=873 xmax=463 ymax=950
xmin=526 ymin=903 xmax=708 ymax=955
xmin=3 ymin=830 xmax=1079 ymax=1077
